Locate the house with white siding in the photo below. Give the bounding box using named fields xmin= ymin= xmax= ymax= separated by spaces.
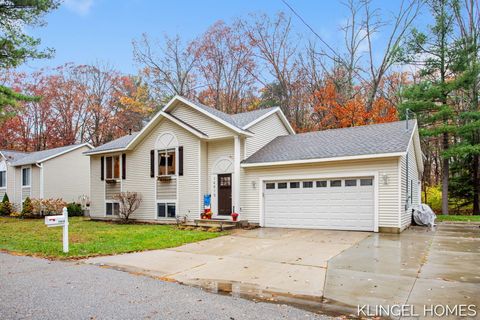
xmin=0 ymin=143 xmax=92 ymax=209
xmin=85 ymin=95 xmax=423 ymax=233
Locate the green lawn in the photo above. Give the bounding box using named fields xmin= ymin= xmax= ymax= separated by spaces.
xmin=436 ymin=215 xmax=480 ymax=222
xmin=0 ymin=217 xmax=224 ymax=259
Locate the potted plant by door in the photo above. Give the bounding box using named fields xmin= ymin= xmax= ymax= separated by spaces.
xmin=231 ymin=212 xmax=239 ymax=222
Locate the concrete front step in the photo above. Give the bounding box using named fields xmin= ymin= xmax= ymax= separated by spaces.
xmin=193 ymin=219 xmax=248 ymax=230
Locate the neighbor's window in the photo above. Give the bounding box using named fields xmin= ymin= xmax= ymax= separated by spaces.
xmin=316 ymin=181 xmax=327 ymax=188
xmin=22 ymin=167 xmax=31 ymax=186
xmin=290 ymin=182 xmax=300 ymax=188
xmin=303 ymin=181 xmax=313 ymax=188
xmin=0 ymin=171 xmax=5 ymax=188
xmin=345 ymin=179 xmax=357 ymax=187
xmin=277 ymin=182 xmax=287 ymax=189
xmin=157 ymin=202 xmax=176 ymax=218
xmin=330 ymin=180 xmax=342 ymax=187
xmin=158 ymin=149 xmax=176 ymax=176
xmin=106 ymin=202 xmax=120 ymax=216
xmin=265 ymin=183 xmax=275 ymax=189
xmin=360 ymin=178 xmax=373 ymax=186
xmin=106 ymin=155 xmax=120 ymax=179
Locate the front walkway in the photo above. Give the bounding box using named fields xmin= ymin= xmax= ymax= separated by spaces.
xmin=85 ymin=228 xmax=369 ymax=300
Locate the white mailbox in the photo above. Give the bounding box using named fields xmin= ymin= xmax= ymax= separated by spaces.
xmin=45 ymin=215 xmax=66 ymax=227
xmin=44 ymin=207 xmax=69 ymax=253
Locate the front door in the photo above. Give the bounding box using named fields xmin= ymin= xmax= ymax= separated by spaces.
xmin=218 ymin=174 xmax=232 ymax=216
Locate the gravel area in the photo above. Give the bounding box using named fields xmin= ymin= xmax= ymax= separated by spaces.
xmin=0 ymin=253 xmax=333 ymax=320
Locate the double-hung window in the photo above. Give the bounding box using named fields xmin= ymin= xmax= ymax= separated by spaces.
xmin=158 ymin=149 xmax=176 ymax=176
xmin=0 ymin=170 xmax=5 ymax=188
xmin=22 ymin=167 xmax=31 ymax=187
xmin=105 ymin=155 xmax=120 ymax=180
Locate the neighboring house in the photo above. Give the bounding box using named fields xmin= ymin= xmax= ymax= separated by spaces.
xmin=0 ymin=143 xmax=92 ymax=209
xmin=85 ymin=95 xmax=423 ymax=233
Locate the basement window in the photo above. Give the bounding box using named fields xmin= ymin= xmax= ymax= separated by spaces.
xmin=106 ymin=202 xmax=120 ymax=216
xmin=158 ymin=203 xmax=176 ymax=218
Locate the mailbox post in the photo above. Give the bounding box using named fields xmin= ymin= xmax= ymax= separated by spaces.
xmin=44 ymin=207 xmax=69 ymax=253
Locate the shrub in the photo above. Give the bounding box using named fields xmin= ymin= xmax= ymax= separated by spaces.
xmin=0 ymin=200 xmax=14 ymax=216
xmin=113 ymin=192 xmax=142 ymax=223
xmin=29 ymin=198 xmax=67 ymax=217
xmin=2 ymin=193 xmax=9 ymax=203
xmin=67 ymin=202 xmax=83 ymax=216
xmin=21 ymin=197 xmax=34 ymax=217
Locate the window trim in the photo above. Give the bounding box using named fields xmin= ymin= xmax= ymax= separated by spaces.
xmin=156 ymin=148 xmax=178 ymax=178
xmin=105 ymin=155 xmax=121 ymax=180
xmin=21 ymin=166 xmax=31 ymax=188
xmin=105 ymin=201 xmax=120 ymax=217
xmin=0 ymin=170 xmax=6 ymax=189
xmin=156 ymin=201 xmax=177 ymax=219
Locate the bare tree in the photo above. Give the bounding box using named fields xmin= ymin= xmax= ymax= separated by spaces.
xmin=133 ymin=34 xmax=198 ymax=103
xmin=114 ymin=192 xmax=142 ymax=223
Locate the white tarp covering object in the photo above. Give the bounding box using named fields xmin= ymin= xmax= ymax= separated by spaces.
xmin=413 ymin=204 xmax=436 ymax=227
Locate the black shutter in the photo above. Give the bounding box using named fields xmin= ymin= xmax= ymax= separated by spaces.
xmin=150 ymin=150 xmax=155 ymax=178
xmin=179 ymin=146 xmax=184 ymax=176
xmin=100 ymin=156 xmax=104 ymax=181
xmin=122 ymin=153 xmax=126 ymax=179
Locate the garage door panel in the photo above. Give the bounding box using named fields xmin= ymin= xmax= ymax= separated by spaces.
xmin=264 ymin=177 xmax=375 ymax=231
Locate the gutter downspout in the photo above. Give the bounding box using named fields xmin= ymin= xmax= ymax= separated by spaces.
xmin=36 ymin=163 xmax=44 ymax=199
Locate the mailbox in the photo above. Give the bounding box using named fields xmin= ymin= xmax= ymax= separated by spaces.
xmin=45 ymin=215 xmax=66 ymax=227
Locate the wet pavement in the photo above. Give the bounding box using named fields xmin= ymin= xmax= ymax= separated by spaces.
xmin=85 ymin=224 xmax=480 ymax=318
xmin=86 ymin=228 xmax=368 ymax=301
xmin=324 ymin=223 xmax=480 ymax=318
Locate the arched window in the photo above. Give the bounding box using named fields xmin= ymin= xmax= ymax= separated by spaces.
xmin=156 ymin=132 xmax=178 ymax=176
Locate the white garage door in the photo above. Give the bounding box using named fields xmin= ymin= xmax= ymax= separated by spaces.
xmin=263 ymin=177 xmax=375 ymax=231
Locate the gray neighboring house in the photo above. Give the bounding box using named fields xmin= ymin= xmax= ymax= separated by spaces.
xmin=85 ymin=95 xmax=423 ymax=233
xmin=0 ymin=143 xmax=92 ymax=209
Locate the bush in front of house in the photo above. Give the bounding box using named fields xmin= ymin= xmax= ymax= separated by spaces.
xmin=21 ymin=197 xmax=34 ymax=217
xmin=0 ymin=193 xmax=15 ymax=216
xmin=27 ymin=198 xmax=67 ymax=217
xmin=67 ymin=202 xmax=83 ymax=216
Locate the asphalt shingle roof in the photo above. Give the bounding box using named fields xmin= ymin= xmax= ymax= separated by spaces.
xmin=180 ymin=96 xmax=278 ymax=129
xmin=83 ymin=133 xmax=139 ymax=155
xmin=11 ymin=144 xmax=88 ymax=166
xmin=0 ymin=150 xmax=28 ymax=163
xmin=243 ymin=120 xmax=416 ymax=164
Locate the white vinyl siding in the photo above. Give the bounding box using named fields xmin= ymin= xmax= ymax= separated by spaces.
xmin=157 ymin=179 xmax=177 ymax=200
xmin=241 ymin=157 xmax=400 ymax=228
xmin=105 ymin=182 xmax=121 ymax=200
xmin=400 ymin=140 xmax=420 ymax=229
xmin=89 ymin=155 xmax=105 ymax=217
xmin=42 ymin=145 xmax=91 ymax=203
xmin=245 ymin=113 xmax=291 ymax=158
xmin=121 ymin=118 xmax=200 ymax=220
xmin=171 ymin=104 xmax=236 ymax=139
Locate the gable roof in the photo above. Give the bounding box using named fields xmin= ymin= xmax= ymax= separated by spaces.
xmin=84 ymin=133 xmax=139 ymax=155
xmin=0 ymin=150 xmax=28 ymax=163
xmin=242 ymin=120 xmax=417 ymax=166
xmin=10 ymin=143 xmax=93 ymax=166
xmin=85 ymin=95 xmax=295 ymax=156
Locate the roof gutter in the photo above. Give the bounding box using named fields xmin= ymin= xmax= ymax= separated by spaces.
xmin=241 ymin=151 xmax=406 ymax=168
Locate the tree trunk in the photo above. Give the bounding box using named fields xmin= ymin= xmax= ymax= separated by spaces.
xmin=473 ymin=154 xmax=480 ymax=215
xmin=442 ymin=132 xmax=449 ymax=215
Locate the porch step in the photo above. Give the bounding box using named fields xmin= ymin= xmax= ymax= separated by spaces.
xmin=193 ymin=219 xmax=248 ymax=230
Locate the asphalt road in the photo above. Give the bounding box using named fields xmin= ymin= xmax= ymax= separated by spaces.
xmin=0 ymin=253 xmax=332 ymax=320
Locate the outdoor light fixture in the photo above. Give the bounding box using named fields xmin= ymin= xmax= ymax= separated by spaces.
xmin=382 ymin=173 xmax=389 ymax=185
xmin=252 ymin=181 xmax=257 ymax=189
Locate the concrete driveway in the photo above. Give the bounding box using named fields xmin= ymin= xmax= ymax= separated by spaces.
xmin=86 ymin=228 xmax=369 ymax=300
xmin=324 ymin=223 xmax=480 ymax=317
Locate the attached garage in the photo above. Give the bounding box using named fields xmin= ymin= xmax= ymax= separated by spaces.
xmin=263 ymin=177 xmax=375 ymax=231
